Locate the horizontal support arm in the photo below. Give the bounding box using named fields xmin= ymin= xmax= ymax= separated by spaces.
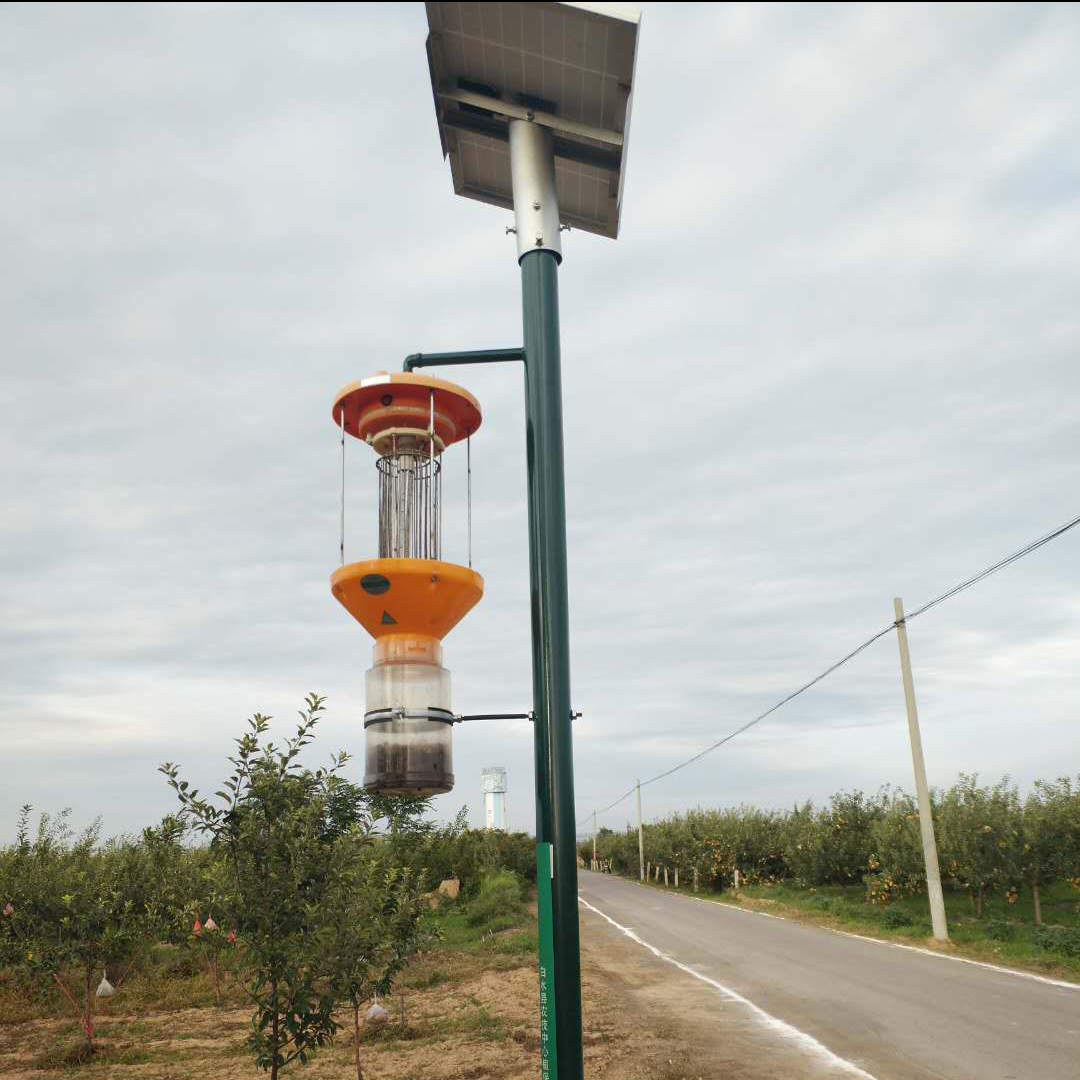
xmin=455 ymin=711 xmax=581 ymax=724
xmin=441 ymin=113 xmax=622 ymax=174
xmin=456 ymin=712 xmax=533 ymax=723
xmin=404 ymin=348 xmax=525 ymax=372
xmin=437 ymin=82 xmax=625 ymax=149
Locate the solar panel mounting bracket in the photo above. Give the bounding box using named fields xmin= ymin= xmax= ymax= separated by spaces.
xmin=436 ymin=82 xmax=625 ymax=150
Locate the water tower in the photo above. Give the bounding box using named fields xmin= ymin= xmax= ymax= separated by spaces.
xmin=482 ymin=766 xmax=508 ymax=831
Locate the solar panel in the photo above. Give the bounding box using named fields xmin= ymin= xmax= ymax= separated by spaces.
xmin=425 ymin=2 xmax=641 ymax=239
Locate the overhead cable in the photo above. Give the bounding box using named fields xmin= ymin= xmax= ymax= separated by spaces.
xmin=580 ymin=508 xmax=1080 ymax=826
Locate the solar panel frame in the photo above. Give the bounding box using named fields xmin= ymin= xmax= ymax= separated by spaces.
xmin=425 ymin=1 xmax=640 ymax=239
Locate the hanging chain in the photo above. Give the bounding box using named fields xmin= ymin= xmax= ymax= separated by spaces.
xmin=429 ymin=390 xmax=436 ymax=559
xmin=467 ymin=434 xmax=472 ymax=568
xmin=339 ymin=407 xmax=345 ymax=566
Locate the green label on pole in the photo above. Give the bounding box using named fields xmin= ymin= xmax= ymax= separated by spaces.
xmin=536 ymin=842 xmax=558 ymax=1080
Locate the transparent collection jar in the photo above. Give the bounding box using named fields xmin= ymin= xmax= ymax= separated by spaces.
xmin=364 ymin=635 xmax=454 ymax=795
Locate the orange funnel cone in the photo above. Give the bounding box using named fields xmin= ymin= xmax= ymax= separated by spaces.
xmin=331 ymin=558 xmax=483 ymax=642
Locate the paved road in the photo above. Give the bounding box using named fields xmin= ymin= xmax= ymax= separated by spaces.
xmin=578 ymin=870 xmax=1080 ymax=1080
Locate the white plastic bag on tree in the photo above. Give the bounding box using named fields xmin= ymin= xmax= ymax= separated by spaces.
xmin=95 ymin=971 xmax=115 ymax=998
xmin=365 ymin=1000 xmax=389 ymax=1027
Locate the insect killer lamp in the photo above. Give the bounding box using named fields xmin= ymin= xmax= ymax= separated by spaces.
xmin=330 ymin=372 xmax=482 ymax=796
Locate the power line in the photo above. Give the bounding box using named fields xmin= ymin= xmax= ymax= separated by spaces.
xmin=580 ymin=784 xmax=637 ymax=825
xmin=904 ymin=511 xmax=1080 ymax=621
xmin=577 ymin=621 xmax=894 ymax=827
xmin=579 ymin=508 xmax=1080 ymax=828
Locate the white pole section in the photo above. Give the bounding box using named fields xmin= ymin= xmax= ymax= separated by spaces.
xmin=636 ymin=780 xmax=645 ymax=882
xmin=592 ymin=810 xmax=597 ymax=867
xmin=894 ymin=597 xmax=949 ymax=941
xmin=508 ymin=119 xmax=562 ymax=262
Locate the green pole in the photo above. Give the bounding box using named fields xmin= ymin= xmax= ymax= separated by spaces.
xmin=521 ymin=248 xmax=583 ymax=1080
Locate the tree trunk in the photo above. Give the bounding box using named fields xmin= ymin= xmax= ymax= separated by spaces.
xmin=270 ymin=981 xmax=279 ymax=1080
xmin=975 ymin=885 xmax=983 ymax=919
xmin=353 ymin=1003 xmax=365 ymax=1080
xmin=208 ymin=956 xmax=221 ymax=1005
xmin=1033 ymin=881 xmax=1042 ymax=926
xmin=83 ymin=964 xmax=94 ymax=1052
xmin=53 ymin=972 xmax=93 ymax=1052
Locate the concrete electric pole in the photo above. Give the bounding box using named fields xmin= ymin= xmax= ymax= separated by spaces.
xmin=893 ymin=597 xmax=949 ymax=941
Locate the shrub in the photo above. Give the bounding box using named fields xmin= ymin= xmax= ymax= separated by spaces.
xmin=0 ymin=808 xmax=158 ymax=1053
xmin=161 ymin=694 xmax=424 ymax=1080
xmin=384 ymin=806 xmax=535 ymax=898
xmin=785 ymin=792 xmax=889 ymax=887
xmin=985 ymin=919 xmax=1016 ymax=942
xmin=868 ymin=794 xmax=931 ymax=899
xmin=466 ymin=871 xmax=524 ymax=930
xmin=938 ymin=776 xmax=1023 ymax=917
xmin=880 ymin=906 xmax=913 ymax=929
xmin=1031 ymin=924 xmax=1080 ymax=958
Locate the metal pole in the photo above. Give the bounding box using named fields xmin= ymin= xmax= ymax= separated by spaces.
xmin=636 ymin=780 xmax=645 ymax=882
xmin=512 ymin=116 xmax=582 ymax=1080
xmin=893 ymin=597 xmax=949 ymax=941
xmin=592 ymin=811 xmax=597 ymax=867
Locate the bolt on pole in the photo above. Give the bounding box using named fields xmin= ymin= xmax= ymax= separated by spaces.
xmin=636 ymin=780 xmax=645 ymax=882
xmin=893 ymin=597 xmax=949 ymax=941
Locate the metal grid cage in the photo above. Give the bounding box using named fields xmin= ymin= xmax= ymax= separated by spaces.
xmin=377 ymin=452 xmax=442 ymax=560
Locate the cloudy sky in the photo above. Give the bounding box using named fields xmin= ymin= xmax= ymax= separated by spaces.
xmin=3 ymin=2 xmax=1079 ymax=844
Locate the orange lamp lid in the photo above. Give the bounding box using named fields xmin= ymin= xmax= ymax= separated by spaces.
xmin=332 ymin=372 xmax=481 ymax=452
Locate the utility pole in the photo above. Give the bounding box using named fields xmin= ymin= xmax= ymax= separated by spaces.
xmin=893 ymin=597 xmax=949 ymax=941
xmin=592 ymin=810 xmax=597 ymax=867
xmin=636 ymin=780 xmax=645 ymax=881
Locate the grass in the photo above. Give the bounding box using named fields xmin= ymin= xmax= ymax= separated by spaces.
xmin=425 ymin=870 xmax=536 ymax=960
xmin=620 ymin=871 xmax=1080 ymax=980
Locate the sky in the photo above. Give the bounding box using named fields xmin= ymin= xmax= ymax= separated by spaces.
xmin=2 ymin=2 xmax=1079 ymax=845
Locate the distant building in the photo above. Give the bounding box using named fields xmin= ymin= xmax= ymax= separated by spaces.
xmin=481 ymin=766 xmax=508 ymax=831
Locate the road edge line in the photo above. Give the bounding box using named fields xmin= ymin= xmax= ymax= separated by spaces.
xmin=821 ymin=924 xmax=1080 ymax=991
xmin=578 ymin=894 xmax=881 ymax=1080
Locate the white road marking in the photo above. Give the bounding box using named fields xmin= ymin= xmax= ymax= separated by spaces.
xmin=578 ymin=895 xmax=881 ymax=1080
xmin=824 ymin=925 xmax=1080 ymax=992
xmin=613 ymin=878 xmax=1080 ymax=993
